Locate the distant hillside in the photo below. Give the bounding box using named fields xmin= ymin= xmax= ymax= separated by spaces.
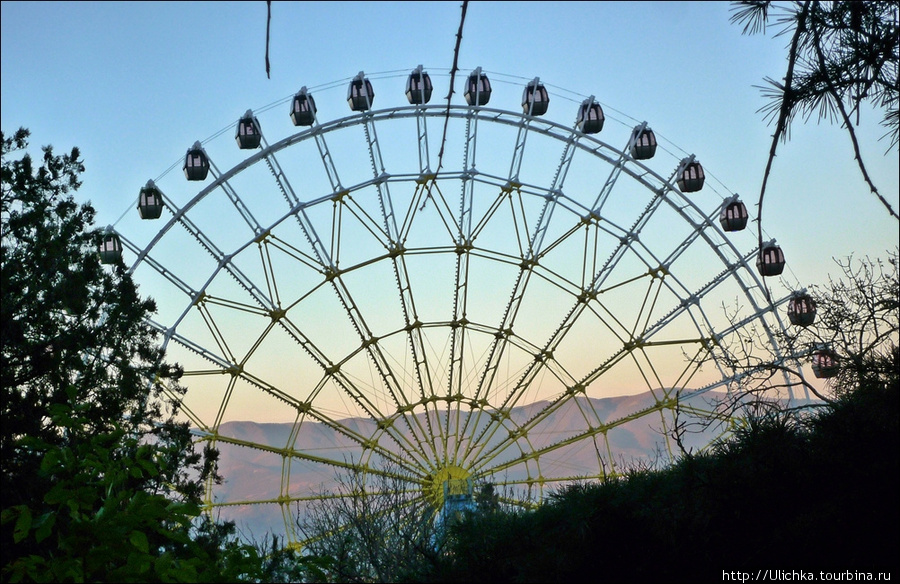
xmin=203 ymin=390 xmax=810 ymax=541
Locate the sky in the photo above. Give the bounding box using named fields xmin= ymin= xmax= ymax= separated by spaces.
xmin=3 ymin=1 xmax=896 ymax=283
xmin=3 ymin=0 xmax=899 ymax=422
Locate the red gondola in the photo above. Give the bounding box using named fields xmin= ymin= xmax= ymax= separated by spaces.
xmin=236 ymin=110 xmax=262 ymax=150
xmin=677 ymin=159 xmax=705 ymax=193
xmin=464 ymin=68 xmax=491 ymax=106
xmin=719 ymin=195 xmax=749 ymax=232
xmin=787 ymin=292 xmax=817 ymax=327
xmin=183 ymin=142 xmax=210 ymax=181
xmin=629 ymin=125 xmax=657 ymax=160
xmin=137 ymin=180 xmax=163 ymax=220
xmin=99 ymin=232 xmax=122 ymax=264
xmin=348 ymin=72 xmax=374 ymax=112
xmin=406 ymin=65 xmax=433 ymax=105
xmin=756 ymin=241 xmax=785 ymax=277
xmin=521 ymin=78 xmax=549 ymax=116
xmin=576 ymin=97 xmax=604 ymax=134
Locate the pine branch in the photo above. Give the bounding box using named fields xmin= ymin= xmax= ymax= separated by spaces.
xmin=757 ymin=0 xmax=813 ymax=303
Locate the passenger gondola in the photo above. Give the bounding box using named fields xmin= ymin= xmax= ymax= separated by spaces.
xmin=290 ymin=87 xmax=317 ymax=126
xmin=183 ymin=141 xmax=210 ymax=181
xmin=98 ymin=232 xmax=122 ymax=264
xmin=576 ymin=97 xmax=604 ymax=134
xmin=236 ymin=110 xmax=262 ymax=150
xmin=629 ymin=125 xmax=657 ymax=160
xmin=719 ymin=195 xmax=749 ymax=232
xmin=811 ymin=348 xmax=839 ymax=378
xmin=406 ymin=65 xmax=433 ymax=105
xmin=756 ymin=241 xmax=785 ymax=277
xmin=464 ymin=68 xmax=491 ymax=106
xmin=677 ymin=159 xmax=705 ymax=192
xmin=787 ymin=292 xmax=817 ymax=327
xmin=521 ymin=78 xmax=549 ymax=116
xmin=348 ymin=72 xmax=374 ymax=111
xmin=137 ymin=180 xmax=163 ymax=220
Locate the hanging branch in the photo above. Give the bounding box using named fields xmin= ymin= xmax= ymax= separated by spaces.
xmin=437 ymin=0 xmax=469 ymax=174
xmin=265 ymin=1 xmax=272 ymax=79
xmin=421 ymin=0 xmax=468 ymax=211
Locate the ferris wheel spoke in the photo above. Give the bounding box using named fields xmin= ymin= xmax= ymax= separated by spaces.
xmin=235 ymin=357 xmax=437 ymax=474
xmin=177 ymin=212 xmax=276 ymax=312
xmin=203 ymin=167 xmax=264 ymax=239
xmin=524 ymin=114 xmax=586 ymax=258
xmin=333 ymin=191 xmax=394 ymax=254
xmin=589 ymin=152 xmax=632 ymax=216
xmin=274 ymin=314 xmax=430 ymax=458
xmin=454 ymin=183 xmax=578 ymax=414
xmin=326 ymin=192 xmax=443 ymax=458
xmin=356 ymin=144 xmax=446 ymax=420
xmin=413 ymin=112 xmax=432 ymax=176
xmin=303 ymin=409 xmax=433 ymax=476
xmin=475 ymin=387 xmax=683 ymax=482
xmin=257 ymin=136 xmax=348 ymax=273
xmin=119 ymin=232 xmax=197 ymax=299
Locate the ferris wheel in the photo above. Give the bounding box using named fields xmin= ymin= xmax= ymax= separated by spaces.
xmin=100 ymin=66 xmax=820 ymax=545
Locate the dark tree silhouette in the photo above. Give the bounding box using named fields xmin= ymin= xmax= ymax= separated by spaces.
xmin=1 ymin=128 xmax=315 ymax=582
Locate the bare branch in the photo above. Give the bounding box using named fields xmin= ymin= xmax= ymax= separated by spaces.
xmin=421 ymin=1 xmax=468 ymax=212
xmin=265 ymin=1 xmax=271 ymax=79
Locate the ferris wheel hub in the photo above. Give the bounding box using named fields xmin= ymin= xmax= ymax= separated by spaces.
xmin=428 ymin=465 xmax=473 ymax=510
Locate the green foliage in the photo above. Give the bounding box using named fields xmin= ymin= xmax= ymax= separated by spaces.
xmin=1 ymin=128 xmax=318 ymax=582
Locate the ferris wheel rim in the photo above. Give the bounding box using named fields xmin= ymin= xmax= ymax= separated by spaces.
xmin=113 ymin=71 xmax=810 ymax=547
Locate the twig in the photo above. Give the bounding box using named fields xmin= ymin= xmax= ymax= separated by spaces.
xmin=265 ymin=1 xmax=271 ymax=79
xmin=421 ymin=1 xmax=468 ymax=211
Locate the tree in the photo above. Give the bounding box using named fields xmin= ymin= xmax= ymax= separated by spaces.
xmin=779 ymin=249 xmax=899 ymax=398
xmin=295 ymin=461 xmax=442 ymax=583
xmin=1 ymin=128 xmax=314 ymax=582
xmin=729 ymin=0 xmax=899 ymax=270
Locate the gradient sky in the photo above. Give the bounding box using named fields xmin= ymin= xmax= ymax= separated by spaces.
xmin=3 ymin=1 xmax=898 ymax=424
xmin=3 ymin=1 xmax=896 ymax=286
